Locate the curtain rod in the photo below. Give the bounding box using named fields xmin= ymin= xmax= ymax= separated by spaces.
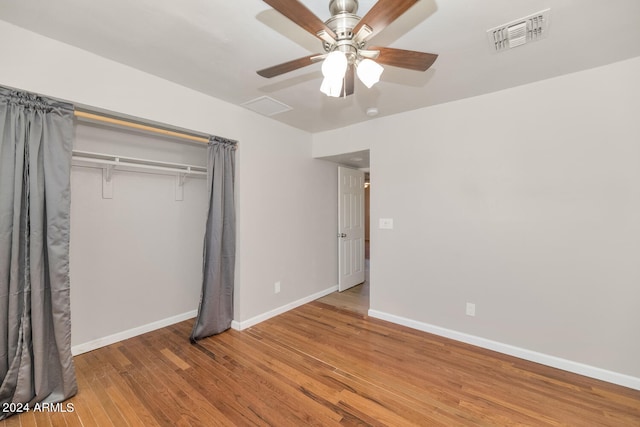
xmin=74 ymin=110 xmax=211 ymax=145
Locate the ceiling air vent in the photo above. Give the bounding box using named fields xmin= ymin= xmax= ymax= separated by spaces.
xmin=241 ymin=96 xmax=292 ymax=117
xmin=487 ymin=9 xmax=550 ymax=52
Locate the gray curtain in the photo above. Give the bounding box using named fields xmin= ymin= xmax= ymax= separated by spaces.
xmin=191 ymin=137 xmax=237 ymax=341
xmin=0 ymin=87 xmax=77 ymax=419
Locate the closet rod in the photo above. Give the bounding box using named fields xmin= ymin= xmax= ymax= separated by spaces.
xmin=74 ymin=110 xmax=210 ymax=144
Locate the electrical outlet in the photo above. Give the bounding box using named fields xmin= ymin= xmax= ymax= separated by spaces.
xmin=274 ymin=281 xmax=281 ymax=294
xmin=466 ymin=302 xmax=476 ymax=317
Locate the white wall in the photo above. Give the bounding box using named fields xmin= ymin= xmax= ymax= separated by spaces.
xmin=0 ymin=20 xmax=338 ymax=347
xmin=313 ymin=56 xmax=640 ymax=385
xmin=236 ymin=132 xmax=338 ymax=324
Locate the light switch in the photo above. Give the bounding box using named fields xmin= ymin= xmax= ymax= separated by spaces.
xmin=379 ymin=218 xmax=394 ymax=229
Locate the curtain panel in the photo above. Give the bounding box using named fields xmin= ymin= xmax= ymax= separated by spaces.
xmin=0 ymin=87 xmax=77 ymax=419
xmin=191 ymin=137 xmax=237 ymax=341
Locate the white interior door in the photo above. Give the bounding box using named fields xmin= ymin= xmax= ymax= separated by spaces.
xmin=338 ymin=167 xmax=365 ymax=291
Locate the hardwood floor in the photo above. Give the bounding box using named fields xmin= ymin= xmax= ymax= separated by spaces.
xmin=2 ymin=301 xmax=639 ymax=426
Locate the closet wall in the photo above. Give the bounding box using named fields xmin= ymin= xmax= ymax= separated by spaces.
xmin=70 ymin=123 xmax=208 ymax=351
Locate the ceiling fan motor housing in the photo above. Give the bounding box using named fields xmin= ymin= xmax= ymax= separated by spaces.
xmin=329 ymin=0 xmax=359 ymax=15
xmin=325 ymin=0 xmax=362 ymax=62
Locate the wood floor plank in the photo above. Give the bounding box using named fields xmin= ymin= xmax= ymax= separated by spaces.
xmin=0 ymin=414 xmax=21 ymax=427
xmin=114 ymin=346 xmax=194 ymax=426
xmin=159 ymin=348 xmax=191 ymax=371
xmin=194 ymin=336 xmax=339 ymax=425
xmin=133 ymin=342 xmax=236 ymax=426
xmin=73 ymin=354 xmax=125 ymax=427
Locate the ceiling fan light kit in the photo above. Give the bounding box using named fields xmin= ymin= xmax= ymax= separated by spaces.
xmin=259 ymin=0 xmax=438 ymax=98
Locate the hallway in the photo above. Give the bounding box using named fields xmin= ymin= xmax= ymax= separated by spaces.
xmin=317 ymin=240 xmax=370 ymax=315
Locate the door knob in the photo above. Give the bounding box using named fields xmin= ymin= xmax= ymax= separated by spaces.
xmin=338 ymin=233 xmax=347 ymax=238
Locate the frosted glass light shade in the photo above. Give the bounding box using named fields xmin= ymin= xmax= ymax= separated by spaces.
xmin=322 ymin=51 xmax=348 ymax=80
xmin=320 ymin=51 xmax=348 ymax=97
xmin=320 ymin=76 xmax=344 ymax=97
xmin=356 ymin=58 xmax=384 ymax=88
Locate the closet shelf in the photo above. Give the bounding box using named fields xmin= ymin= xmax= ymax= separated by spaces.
xmin=71 ymin=150 xmax=206 ymax=200
xmin=71 ymin=150 xmax=207 ymax=176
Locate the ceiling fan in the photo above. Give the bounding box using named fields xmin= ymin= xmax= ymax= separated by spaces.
xmin=257 ymin=0 xmax=438 ymax=97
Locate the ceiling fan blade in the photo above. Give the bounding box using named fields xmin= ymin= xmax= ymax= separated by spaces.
xmin=353 ymin=0 xmax=418 ymax=41
xmin=372 ymin=47 xmax=438 ymax=71
xmin=257 ymin=54 xmax=319 ymax=78
xmin=263 ymin=0 xmax=337 ymax=41
xmin=341 ymin=65 xmax=355 ymax=97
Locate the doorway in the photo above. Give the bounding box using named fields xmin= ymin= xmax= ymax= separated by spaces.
xmin=316 ymin=150 xmax=370 ymax=315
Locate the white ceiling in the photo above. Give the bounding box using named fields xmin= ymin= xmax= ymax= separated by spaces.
xmin=1 ymin=0 xmax=639 ymax=133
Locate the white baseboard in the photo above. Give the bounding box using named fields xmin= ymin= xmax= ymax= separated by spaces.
xmin=231 ymin=285 xmax=338 ymax=331
xmin=71 ymin=285 xmax=339 ymax=355
xmin=71 ymin=310 xmax=198 ymax=355
xmin=368 ymin=309 xmax=640 ymax=391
